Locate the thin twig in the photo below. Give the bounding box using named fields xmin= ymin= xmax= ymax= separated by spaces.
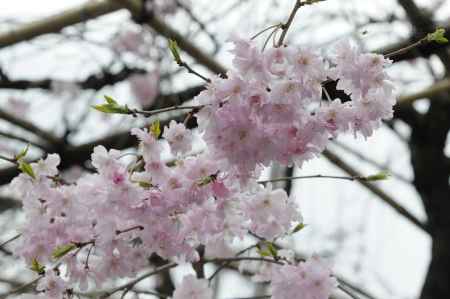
xmin=258 ymin=174 xmax=368 ymax=184
xmin=0 ymin=154 xmax=16 ymax=164
xmin=337 ymin=284 xmax=362 ymax=299
xmin=204 ymin=257 xmax=283 ymax=266
xmin=131 ymin=104 xmax=204 ymax=118
xmin=332 ymin=140 xmax=411 ymax=184
xmin=99 ymin=263 xmax=177 ymax=298
xmin=0 ymin=276 xmax=42 ymax=299
xmin=0 ymin=130 xmax=48 ymax=151
xmin=323 ymin=149 xmax=429 ymax=233
xmin=337 ymin=277 xmax=379 ymax=299
xmin=178 ymin=61 xmax=211 ymax=82
xmin=0 ymin=109 xmax=60 ymax=146
xmin=277 ymin=0 xmax=302 ymax=47
xmin=251 ymin=23 xmax=282 ymax=40
xmin=225 ymin=296 xmax=271 ymax=299
xmin=0 ymin=233 xmax=21 ymax=249
xmin=129 ymin=289 xmax=168 ymax=298
xmin=277 ymin=0 xmax=326 ymax=47
xmin=384 ymin=35 xmax=430 ymax=59
xmin=208 ymin=244 xmax=259 ymax=282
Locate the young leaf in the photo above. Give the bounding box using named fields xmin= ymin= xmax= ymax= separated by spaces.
xmin=292 ymin=223 xmax=307 ymax=234
xmin=30 ymin=258 xmax=45 ymax=274
xmin=427 ymin=28 xmax=448 ymax=44
xmin=365 ymin=171 xmax=390 ymax=181
xmin=104 ymin=95 xmax=118 ymax=105
xmin=18 ymin=161 xmax=36 ymax=179
xmin=168 ymin=39 xmax=182 ymax=64
xmin=92 ymin=103 xmax=130 ymax=114
xmin=257 ymin=248 xmax=271 ymax=257
xmin=138 ymin=181 xmax=153 ymax=189
xmin=197 ymin=175 xmax=214 ymax=186
xmin=52 ymin=243 xmax=77 ymax=259
xmin=150 ymin=120 xmax=161 ymax=139
xmin=266 ymin=242 xmax=278 ymax=257
xmin=15 ymin=144 xmax=30 ymax=161
xmin=92 ymin=95 xmax=130 ymax=115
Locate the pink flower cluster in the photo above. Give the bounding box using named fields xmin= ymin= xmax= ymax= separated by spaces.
xmin=11 ymin=126 xmax=301 ymax=297
xmin=172 ymin=275 xmax=213 ymax=299
xmin=129 ymin=71 xmax=160 ymax=107
xmin=10 ymin=36 xmax=396 ymax=299
xmin=271 ymin=256 xmax=337 ymax=299
xmin=196 ymin=37 xmax=395 ymax=180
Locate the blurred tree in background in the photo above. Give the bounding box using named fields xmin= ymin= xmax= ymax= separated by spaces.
xmin=0 ymin=1 xmax=450 ymax=298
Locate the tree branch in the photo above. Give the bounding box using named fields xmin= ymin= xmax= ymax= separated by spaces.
xmin=0 ymin=66 xmax=146 ymax=91
xmin=0 ymin=0 xmax=122 ymax=48
xmin=323 ymin=149 xmax=429 ymax=234
xmin=0 ymin=109 xmax=61 ymax=146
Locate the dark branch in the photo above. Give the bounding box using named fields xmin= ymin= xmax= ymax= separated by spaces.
xmin=0 ymin=66 xmax=146 ymax=91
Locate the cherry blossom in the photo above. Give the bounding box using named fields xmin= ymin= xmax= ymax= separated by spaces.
xmin=163 ymin=120 xmax=193 ymax=155
xmin=172 ymin=274 xmax=213 ymax=299
xmin=271 ymin=256 xmax=338 ymax=299
xmin=36 ymin=270 xmax=66 ymax=298
xmin=129 ymin=71 xmax=160 ymax=107
xmin=195 ymin=37 xmax=396 ymax=180
xmin=7 ymin=32 xmax=396 ymax=299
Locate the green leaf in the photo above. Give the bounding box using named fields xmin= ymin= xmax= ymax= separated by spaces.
xmin=292 ymin=223 xmax=307 ymax=234
xmin=18 ymin=161 xmax=36 ymax=179
xmin=138 ymin=181 xmax=153 ymax=189
xmin=92 ymin=96 xmax=130 ymax=115
xmin=257 ymin=248 xmax=271 ymax=257
xmin=365 ymin=171 xmax=390 ymax=182
xmin=92 ymin=103 xmax=130 ymax=114
xmin=30 ymin=258 xmax=45 ymax=274
xmin=104 ymin=95 xmax=118 ymax=105
xmin=427 ymin=28 xmax=448 ymax=44
xmin=168 ymin=39 xmax=182 ymax=64
xmin=15 ymin=144 xmax=30 ymax=161
xmin=256 ymin=242 xmax=278 ymax=258
xmin=52 ymin=243 xmax=77 ymax=259
xmin=150 ymin=120 xmax=161 ymax=139
xmin=197 ymin=175 xmax=214 ymax=186
xmin=266 ymin=242 xmax=278 ymax=257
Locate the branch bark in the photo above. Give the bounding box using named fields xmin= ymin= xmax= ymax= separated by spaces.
xmin=395 ymin=1 xmax=450 ymax=298
xmin=323 ymin=149 xmax=429 ymax=234
xmin=0 ymin=0 xmax=122 ymax=48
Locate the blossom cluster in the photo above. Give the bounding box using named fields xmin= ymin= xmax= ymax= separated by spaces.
xmin=172 ymin=256 xmax=337 ymax=299
xmin=10 ymin=35 xmax=396 ymax=299
xmin=271 ymin=256 xmax=337 ymax=299
xmin=196 ymin=37 xmax=395 ymax=181
xmin=11 ymin=127 xmax=301 ymax=297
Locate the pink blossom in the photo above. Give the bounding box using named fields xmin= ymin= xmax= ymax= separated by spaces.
xmin=129 ymin=72 xmax=160 ymax=107
xmin=36 ymin=270 xmax=66 ymax=298
xmin=9 ymin=34 xmax=393 ymax=298
xmin=112 ymin=29 xmax=146 ymax=54
xmin=163 ymin=120 xmax=193 ymax=155
xmin=271 ymin=256 xmax=338 ymax=299
xmin=7 ymin=96 xmax=29 ymax=117
xmin=172 ymin=275 xmax=213 ymax=299
xmin=243 ymin=185 xmax=302 ymax=240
